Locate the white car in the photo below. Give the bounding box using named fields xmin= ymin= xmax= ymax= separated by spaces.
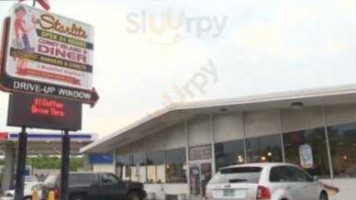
xmin=206 ymin=163 xmax=330 ymax=200
xmin=4 ymin=182 xmax=43 ymax=200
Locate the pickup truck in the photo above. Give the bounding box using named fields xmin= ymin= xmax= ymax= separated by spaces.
xmin=42 ymin=172 xmax=147 ymax=200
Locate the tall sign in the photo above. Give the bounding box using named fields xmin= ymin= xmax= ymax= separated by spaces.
xmin=0 ymin=4 xmax=98 ymax=105
xmin=0 ymin=4 xmax=99 ymax=200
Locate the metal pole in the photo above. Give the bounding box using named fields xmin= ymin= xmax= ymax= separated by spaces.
xmin=278 ymin=110 xmax=286 ymax=162
xmin=321 ymin=106 xmax=334 ymax=179
xmin=184 ymin=119 xmax=190 ymax=196
xmin=209 ymin=114 xmax=216 ymax=174
xmin=14 ymin=126 xmax=27 ymax=200
xmin=33 ymin=0 xmax=36 ymax=7
xmin=60 ymin=129 xmax=70 ymax=200
xmin=242 ymin=112 xmax=248 ymax=164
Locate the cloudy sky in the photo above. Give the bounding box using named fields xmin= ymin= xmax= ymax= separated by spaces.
xmin=0 ymin=0 xmax=355 ymax=138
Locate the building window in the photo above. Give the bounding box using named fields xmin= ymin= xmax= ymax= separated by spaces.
xmin=166 ymin=148 xmax=187 ymax=183
xmin=132 ymin=152 xmax=146 ymax=183
xmin=215 ymin=139 xmax=245 ymax=171
xmin=283 ymin=128 xmax=330 ymax=178
xmin=328 ymin=123 xmax=356 ymax=178
xmin=147 ymin=151 xmax=166 ymax=183
xmin=116 ymin=154 xmax=132 ymax=181
xmin=189 ymin=145 xmax=212 ymax=161
xmin=246 ymin=134 xmax=282 ymax=163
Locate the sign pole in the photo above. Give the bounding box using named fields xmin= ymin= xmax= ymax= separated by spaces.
xmin=60 ymin=129 xmax=70 ymax=200
xmin=14 ymin=126 xmax=28 ymax=200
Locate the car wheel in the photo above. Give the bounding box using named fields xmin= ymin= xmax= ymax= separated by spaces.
xmin=128 ymin=192 xmax=141 ymax=200
xmin=71 ymin=195 xmax=87 ymax=200
xmin=320 ymin=192 xmax=328 ymax=200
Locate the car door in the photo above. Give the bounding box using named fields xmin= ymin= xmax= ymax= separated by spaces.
xmin=287 ymin=166 xmax=319 ymax=200
xmin=100 ymin=173 xmax=127 ymax=200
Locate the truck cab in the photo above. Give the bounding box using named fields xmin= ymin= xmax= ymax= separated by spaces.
xmin=42 ymin=172 xmax=146 ymax=200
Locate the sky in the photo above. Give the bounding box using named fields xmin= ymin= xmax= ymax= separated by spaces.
xmin=0 ymin=0 xmax=355 ymax=138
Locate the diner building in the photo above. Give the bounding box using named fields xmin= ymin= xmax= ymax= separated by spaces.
xmin=82 ymin=84 xmax=356 ymax=200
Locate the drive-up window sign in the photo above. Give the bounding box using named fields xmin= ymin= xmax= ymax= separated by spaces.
xmin=0 ymin=3 xmax=98 ymax=106
xmin=8 ymin=93 xmax=82 ymax=131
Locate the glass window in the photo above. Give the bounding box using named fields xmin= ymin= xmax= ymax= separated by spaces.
xmin=215 ymin=139 xmax=245 ymax=171
xmin=328 ymin=123 xmax=356 ymax=178
xmin=246 ymin=134 xmax=282 ymax=163
xmin=147 ymin=151 xmax=166 ymax=183
xmin=116 ymin=154 xmax=132 ymax=181
xmin=283 ymin=128 xmax=330 ymax=178
xmin=210 ymin=167 xmax=262 ymax=184
xmin=287 ymin=166 xmax=313 ymax=182
xmin=132 ymin=152 xmax=146 ymax=183
xmin=270 ymin=166 xmax=290 ymax=182
xmin=189 ymin=145 xmax=212 ymax=161
xmin=270 ymin=166 xmax=313 ymax=182
xmin=166 ymin=148 xmax=187 ymax=183
xmin=101 ymin=173 xmax=119 ymax=185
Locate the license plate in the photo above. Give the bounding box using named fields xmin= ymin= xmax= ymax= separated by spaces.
xmin=223 ymin=189 xmax=235 ymax=197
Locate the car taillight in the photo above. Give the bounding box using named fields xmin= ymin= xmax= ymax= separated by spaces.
xmin=257 ymin=185 xmax=271 ymax=200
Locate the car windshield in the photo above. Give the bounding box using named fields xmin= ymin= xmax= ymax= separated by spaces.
xmin=210 ymin=167 xmax=262 ymax=184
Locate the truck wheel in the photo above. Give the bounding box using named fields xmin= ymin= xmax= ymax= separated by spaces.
xmin=71 ymin=195 xmax=87 ymax=200
xmin=128 ymin=192 xmax=141 ymax=200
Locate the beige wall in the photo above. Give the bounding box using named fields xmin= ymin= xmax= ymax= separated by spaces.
xmin=188 ymin=115 xmax=211 ymax=146
xmin=244 ymin=109 xmax=280 ymax=137
xmin=325 ymin=104 xmax=356 ymax=126
xmin=281 ymin=106 xmax=323 ymax=132
xmin=214 ymin=112 xmax=244 ymax=143
xmin=92 ymin=164 xmax=114 ymax=173
xmin=117 ymin=123 xmax=186 ymax=154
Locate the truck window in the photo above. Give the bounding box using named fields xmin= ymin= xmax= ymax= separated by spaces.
xmin=69 ymin=174 xmax=96 ymax=185
xmin=101 ymin=174 xmax=119 ymax=185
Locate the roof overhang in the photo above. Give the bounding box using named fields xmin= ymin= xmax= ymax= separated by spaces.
xmin=81 ymin=84 xmax=356 ymax=154
xmin=0 ymin=132 xmax=95 ymax=155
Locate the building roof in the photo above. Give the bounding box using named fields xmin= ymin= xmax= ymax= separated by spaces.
xmin=81 ymin=84 xmax=356 ymax=154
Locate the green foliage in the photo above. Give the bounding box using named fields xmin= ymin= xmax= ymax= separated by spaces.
xmin=27 ymin=156 xmax=84 ymax=171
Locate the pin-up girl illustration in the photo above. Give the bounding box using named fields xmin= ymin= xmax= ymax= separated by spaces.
xmin=13 ymin=6 xmax=36 ymax=73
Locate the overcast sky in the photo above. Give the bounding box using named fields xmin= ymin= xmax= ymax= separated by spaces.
xmin=0 ymin=0 xmax=355 ymax=138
